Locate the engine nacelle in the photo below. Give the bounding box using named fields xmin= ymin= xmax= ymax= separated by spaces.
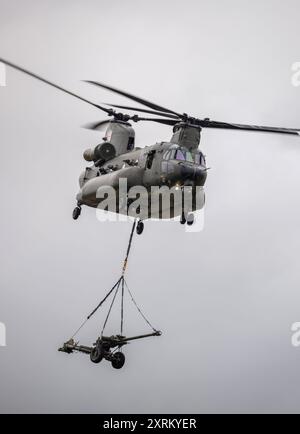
xmin=83 ymin=142 xmax=116 ymax=162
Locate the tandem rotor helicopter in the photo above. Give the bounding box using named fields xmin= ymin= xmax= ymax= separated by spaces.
xmin=2 ymin=57 xmax=300 ymax=369
xmin=2 ymin=58 xmax=300 ymax=236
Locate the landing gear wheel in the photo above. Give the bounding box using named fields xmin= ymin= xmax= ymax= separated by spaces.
xmin=72 ymin=206 xmax=81 ymax=220
xmin=136 ymin=221 xmax=144 ymax=235
xmin=90 ymin=345 xmax=103 ymax=364
xmin=111 ymin=352 xmax=125 ymax=369
xmin=180 ymin=214 xmax=186 ymax=225
xmin=187 ymin=213 xmax=194 ymax=226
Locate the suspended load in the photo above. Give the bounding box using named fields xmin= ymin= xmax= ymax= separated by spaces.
xmin=58 ymin=220 xmax=161 ymax=369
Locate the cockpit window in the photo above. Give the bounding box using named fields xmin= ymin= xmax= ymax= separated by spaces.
xmin=194 ymin=154 xmax=199 ymax=165
xmin=163 ymin=150 xmax=171 ymax=160
xmin=175 ymin=150 xmax=185 ymax=161
xmin=194 ymin=152 xmax=206 ymax=166
xmin=185 ymin=150 xmax=194 ymax=163
xmin=163 ymin=147 xmax=205 ymax=165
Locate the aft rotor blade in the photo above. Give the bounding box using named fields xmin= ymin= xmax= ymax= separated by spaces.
xmin=199 ymin=119 xmax=300 ymax=136
xmin=84 ymin=80 xmax=182 ymax=117
xmin=0 ymin=57 xmax=112 ymax=114
xmin=103 ymin=103 xmax=179 ymax=119
xmin=83 ymin=119 xmax=111 ymax=131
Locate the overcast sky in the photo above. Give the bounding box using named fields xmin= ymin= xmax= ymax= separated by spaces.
xmin=1 ymin=0 xmax=300 ymax=414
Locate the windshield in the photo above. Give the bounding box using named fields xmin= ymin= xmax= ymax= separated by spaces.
xmin=175 ymin=149 xmax=194 ymax=162
xmin=164 ymin=147 xmax=200 ymax=164
xmin=175 ymin=149 xmax=185 ymax=161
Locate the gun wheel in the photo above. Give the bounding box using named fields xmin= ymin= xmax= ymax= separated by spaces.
xmin=111 ymin=352 xmax=125 ymax=369
xmin=90 ymin=345 xmax=103 ymax=364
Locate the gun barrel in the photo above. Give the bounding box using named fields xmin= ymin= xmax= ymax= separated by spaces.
xmin=116 ymin=331 xmax=162 ymax=344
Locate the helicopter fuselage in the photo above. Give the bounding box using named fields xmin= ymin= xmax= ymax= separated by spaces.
xmin=76 ymin=140 xmax=207 ymax=220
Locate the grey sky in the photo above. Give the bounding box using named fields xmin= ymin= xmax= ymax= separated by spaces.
xmin=0 ymin=0 xmax=300 ymax=413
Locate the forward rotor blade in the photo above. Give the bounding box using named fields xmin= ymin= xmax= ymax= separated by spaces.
xmin=199 ymin=119 xmax=300 ymax=136
xmin=0 ymin=57 xmax=112 ymax=114
xmin=83 ymin=119 xmax=111 ymax=131
xmin=137 ymin=117 xmax=178 ymax=126
xmin=103 ymin=103 xmax=179 ymax=119
xmin=84 ymin=80 xmax=182 ymax=117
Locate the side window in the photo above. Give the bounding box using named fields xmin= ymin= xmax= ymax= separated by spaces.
xmin=146 ymin=150 xmax=155 ymax=169
xmin=194 ymin=152 xmax=205 ymax=166
xmin=127 ymin=136 xmax=135 ymax=151
xmin=194 ymin=153 xmax=200 ymax=165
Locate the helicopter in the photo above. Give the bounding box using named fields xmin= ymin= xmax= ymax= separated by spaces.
xmin=1 ymin=58 xmax=300 ymax=236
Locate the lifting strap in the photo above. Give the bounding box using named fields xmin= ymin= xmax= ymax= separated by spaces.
xmin=124 ymin=279 xmax=157 ymax=333
xmin=70 ymin=219 xmax=158 ymax=340
xmin=122 ymin=219 xmax=136 ymax=276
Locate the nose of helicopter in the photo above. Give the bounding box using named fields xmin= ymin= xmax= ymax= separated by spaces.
xmin=180 ymin=163 xmax=207 ymax=186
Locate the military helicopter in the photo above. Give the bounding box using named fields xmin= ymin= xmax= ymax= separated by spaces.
xmin=1 ymin=58 xmax=300 ymax=235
